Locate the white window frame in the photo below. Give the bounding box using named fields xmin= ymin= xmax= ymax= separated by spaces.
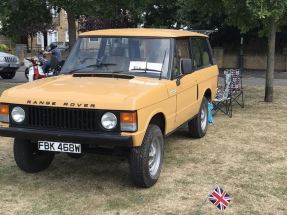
xmin=65 ymin=31 xmax=69 ymax=42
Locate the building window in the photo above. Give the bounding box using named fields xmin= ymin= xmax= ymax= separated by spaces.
xmin=48 ymin=30 xmax=58 ymax=45
xmin=36 ymin=32 xmax=43 ymax=45
xmin=65 ymin=31 xmax=69 ymax=42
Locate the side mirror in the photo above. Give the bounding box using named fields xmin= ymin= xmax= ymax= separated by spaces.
xmin=180 ymin=58 xmax=192 ymax=75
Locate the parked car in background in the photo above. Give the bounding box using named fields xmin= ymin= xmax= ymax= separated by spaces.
xmin=54 ymin=42 xmax=69 ymax=51
xmin=0 ymin=52 xmax=20 ymax=79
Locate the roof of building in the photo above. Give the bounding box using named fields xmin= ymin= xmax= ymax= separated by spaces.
xmin=79 ymin=28 xmax=208 ymax=38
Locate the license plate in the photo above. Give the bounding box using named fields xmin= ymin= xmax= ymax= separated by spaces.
xmin=9 ymin=64 xmax=18 ymax=68
xmin=38 ymin=141 xmax=81 ymax=154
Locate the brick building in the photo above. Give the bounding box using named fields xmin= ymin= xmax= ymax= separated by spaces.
xmin=30 ymin=9 xmax=76 ymax=51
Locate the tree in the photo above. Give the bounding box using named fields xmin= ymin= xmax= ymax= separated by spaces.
xmin=141 ymin=0 xmax=180 ymax=28
xmin=47 ymin=0 xmax=94 ymax=49
xmin=180 ymin=0 xmax=287 ymax=102
xmin=177 ymin=0 xmax=224 ymax=30
xmin=0 ymin=0 xmax=53 ymax=47
xmin=223 ymin=0 xmax=287 ymax=102
xmin=247 ymin=0 xmax=287 ymax=102
xmin=48 ymin=0 xmax=134 ymax=48
xmin=77 ymin=0 xmax=139 ymax=32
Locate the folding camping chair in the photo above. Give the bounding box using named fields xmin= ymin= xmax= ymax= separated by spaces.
xmin=213 ymin=69 xmax=244 ymax=118
xmin=227 ymin=68 xmax=244 ymax=108
xmin=213 ymin=72 xmax=233 ymax=117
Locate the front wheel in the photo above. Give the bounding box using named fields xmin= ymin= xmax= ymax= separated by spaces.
xmin=188 ymin=97 xmax=208 ymax=138
xmin=13 ymin=139 xmax=54 ymax=173
xmin=129 ymin=124 xmax=164 ymax=188
xmin=25 ymin=68 xmax=29 ymax=79
xmin=0 ymin=70 xmax=16 ymax=79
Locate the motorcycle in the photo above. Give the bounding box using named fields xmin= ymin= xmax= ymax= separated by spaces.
xmin=24 ymin=53 xmax=62 ymax=82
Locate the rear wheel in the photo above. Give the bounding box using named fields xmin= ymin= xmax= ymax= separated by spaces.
xmin=129 ymin=124 xmax=164 ymax=188
xmin=1 ymin=70 xmax=16 ymax=79
xmin=188 ymin=97 xmax=208 ymax=138
xmin=13 ymin=139 xmax=54 ymax=173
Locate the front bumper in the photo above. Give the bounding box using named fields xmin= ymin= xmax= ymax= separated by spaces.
xmin=0 ymin=127 xmax=133 ymax=147
xmin=0 ymin=63 xmax=20 ymax=71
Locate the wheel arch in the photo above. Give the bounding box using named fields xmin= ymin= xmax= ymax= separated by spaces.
xmin=149 ymin=112 xmax=166 ymax=135
xmin=203 ymin=88 xmax=212 ymax=101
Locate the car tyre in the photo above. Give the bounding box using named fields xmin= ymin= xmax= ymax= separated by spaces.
xmin=129 ymin=124 xmax=164 ymax=188
xmin=13 ymin=139 xmax=54 ymax=173
xmin=188 ymin=97 xmax=208 ymax=138
xmin=1 ymin=71 xmax=16 ymax=79
xmin=24 ymin=68 xmax=29 ymax=79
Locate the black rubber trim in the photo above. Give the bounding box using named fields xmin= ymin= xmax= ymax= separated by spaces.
xmin=0 ymin=127 xmax=133 ymax=147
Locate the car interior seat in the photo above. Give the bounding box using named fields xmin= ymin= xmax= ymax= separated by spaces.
xmin=202 ymin=51 xmax=210 ymax=66
xmin=103 ymin=44 xmax=129 ymax=71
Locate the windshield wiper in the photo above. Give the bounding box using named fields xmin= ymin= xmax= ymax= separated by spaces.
xmin=69 ymin=62 xmax=117 ymax=73
xmin=130 ymin=68 xmax=162 ymax=73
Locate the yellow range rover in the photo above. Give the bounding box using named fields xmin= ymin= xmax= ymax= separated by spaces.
xmin=0 ymin=29 xmax=218 ymax=187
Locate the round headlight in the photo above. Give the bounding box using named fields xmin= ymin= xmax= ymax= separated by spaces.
xmin=11 ymin=106 xmax=25 ymax=123
xmin=101 ymin=112 xmax=117 ymax=130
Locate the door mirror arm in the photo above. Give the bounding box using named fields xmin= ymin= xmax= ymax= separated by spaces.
xmin=176 ymin=74 xmax=184 ymax=86
xmin=176 ymin=77 xmax=181 ymax=86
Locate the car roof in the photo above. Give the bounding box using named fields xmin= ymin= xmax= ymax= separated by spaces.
xmin=79 ymin=28 xmax=208 ymax=38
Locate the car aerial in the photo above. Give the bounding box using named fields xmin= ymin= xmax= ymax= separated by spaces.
xmin=0 ymin=51 xmax=20 ymax=79
xmin=0 ymin=28 xmax=218 ymax=187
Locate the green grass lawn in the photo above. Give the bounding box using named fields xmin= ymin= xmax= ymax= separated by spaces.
xmin=0 ymin=83 xmax=286 ymax=215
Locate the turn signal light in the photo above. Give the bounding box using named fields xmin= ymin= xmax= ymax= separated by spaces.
xmin=0 ymin=103 xmax=9 ymax=123
xmin=120 ymin=112 xmax=137 ymax=132
xmin=0 ymin=103 xmax=9 ymax=115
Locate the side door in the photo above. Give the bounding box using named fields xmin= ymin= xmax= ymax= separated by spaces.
xmin=190 ymin=37 xmax=218 ymax=103
xmin=172 ymin=38 xmax=198 ymax=127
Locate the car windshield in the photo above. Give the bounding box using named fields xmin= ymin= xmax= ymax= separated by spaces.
xmin=61 ymin=37 xmax=171 ymax=79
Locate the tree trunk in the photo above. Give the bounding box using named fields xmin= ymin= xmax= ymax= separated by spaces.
xmin=43 ymin=31 xmax=48 ymax=50
xmin=265 ymin=19 xmax=277 ymax=102
xmin=30 ymin=36 xmax=33 ymax=53
xmin=67 ymin=11 xmax=77 ymax=51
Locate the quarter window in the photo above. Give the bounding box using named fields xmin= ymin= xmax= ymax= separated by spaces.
xmin=190 ymin=38 xmax=213 ymax=70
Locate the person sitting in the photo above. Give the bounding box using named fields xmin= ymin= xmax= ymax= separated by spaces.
xmin=42 ymin=43 xmax=62 ymax=73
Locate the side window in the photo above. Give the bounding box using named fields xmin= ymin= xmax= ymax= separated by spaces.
xmin=173 ymin=38 xmax=191 ymax=78
xmin=190 ymin=38 xmax=213 ymax=70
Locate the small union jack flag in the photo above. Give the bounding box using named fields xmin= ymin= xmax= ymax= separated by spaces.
xmin=208 ymin=186 xmax=232 ymax=211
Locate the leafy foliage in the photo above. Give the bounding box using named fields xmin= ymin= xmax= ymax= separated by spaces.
xmin=141 ymin=0 xmax=179 ymax=28
xmin=177 ymin=0 xmax=224 ymax=30
xmin=0 ymin=0 xmax=53 ymax=42
xmin=0 ymin=44 xmax=9 ymax=52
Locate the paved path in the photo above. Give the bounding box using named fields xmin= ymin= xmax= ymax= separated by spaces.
xmin=219 ymin=70 xmax=287 ymax=87
xmin=242 ymin=71 xmax=287 ymax=86
xmin=1 ymin=67 xmax=287 ymax=86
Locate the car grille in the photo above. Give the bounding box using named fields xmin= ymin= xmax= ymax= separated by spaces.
xmin=4 ymin=56 xmax=17 ymax=63
xmin=25 ymin=106 xmax=116 ymax=131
